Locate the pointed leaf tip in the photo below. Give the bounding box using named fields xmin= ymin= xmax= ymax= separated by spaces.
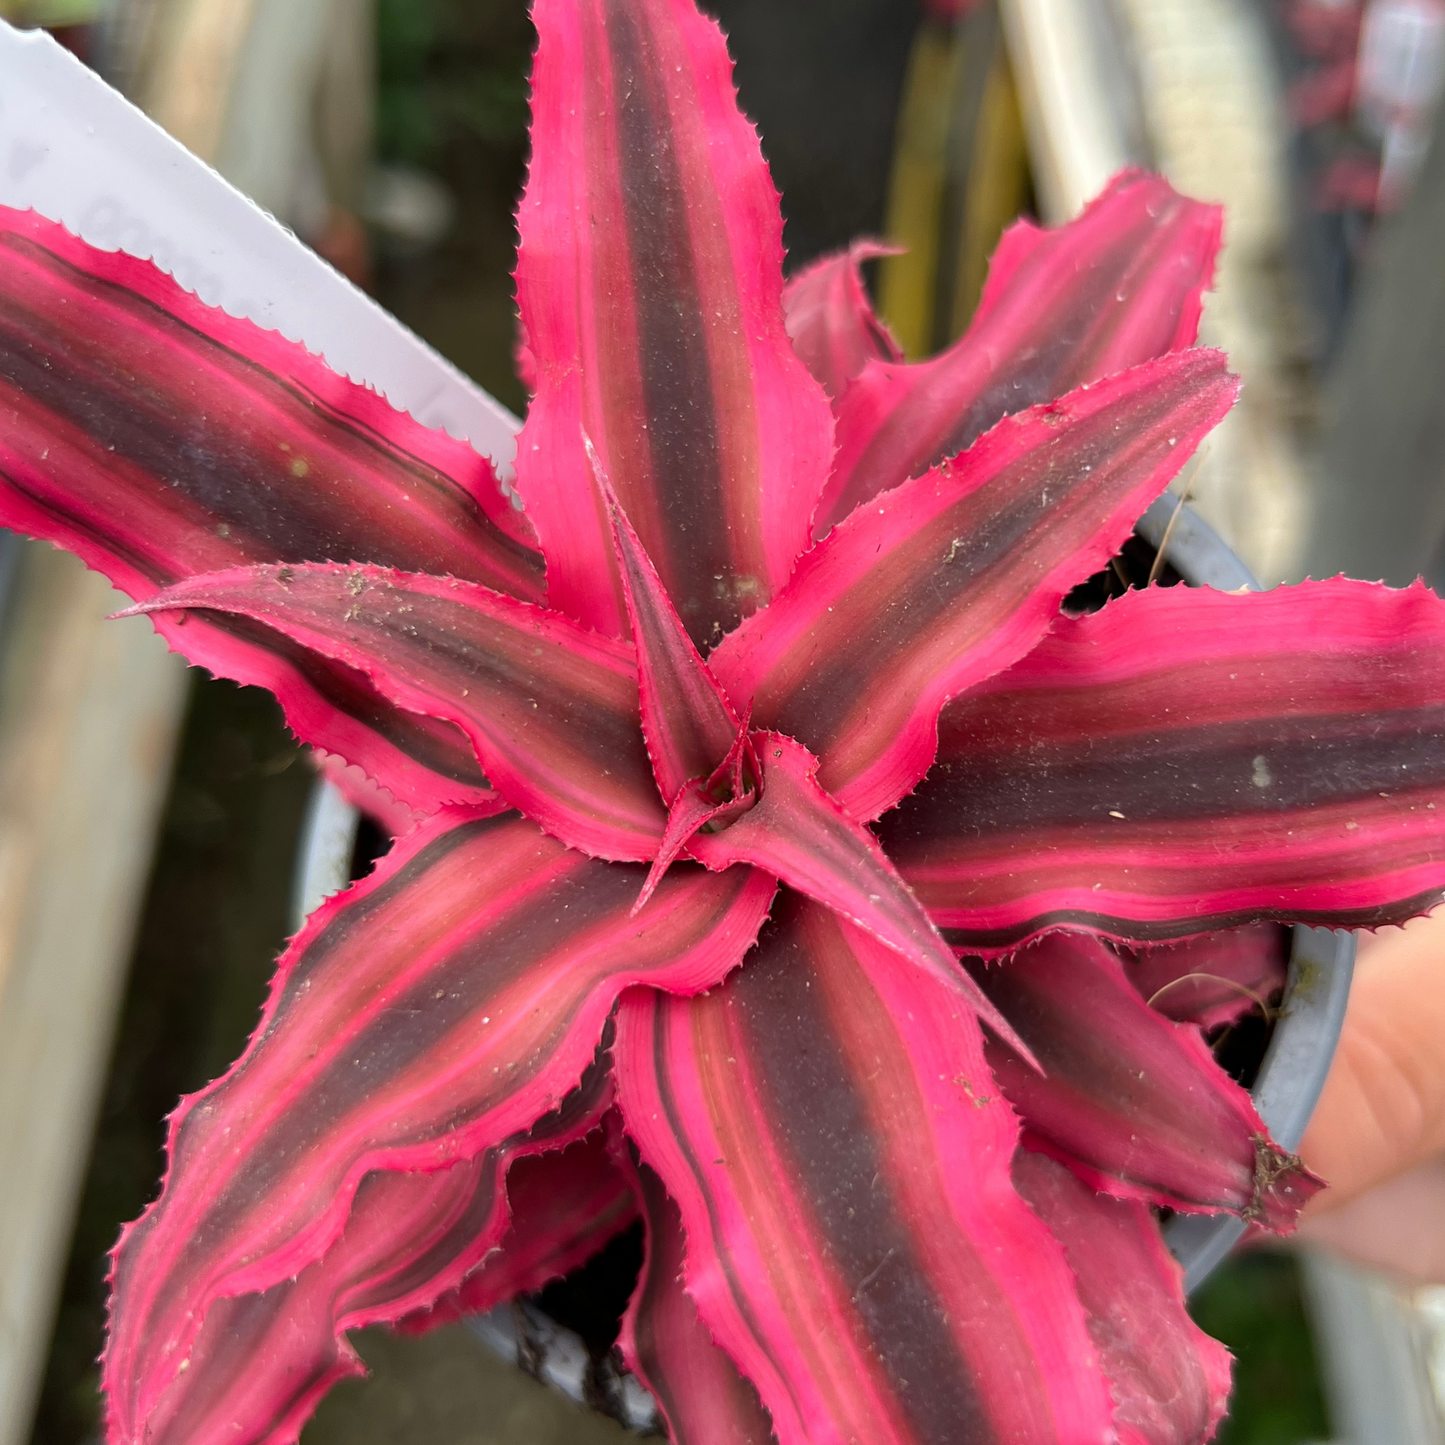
xmin=819 ymin=169 xmax=1225 ymax=528
xmin=128 ymin=562 xmax=668 ymax=861
xmin=712 ymin=348 xmax=1238 ymax=823
xmin=515 ymin=0 xmax=834 ymax=643
xmin=783 ymin=239 xmax=903 ymax=401
xmin=0 ymin=207 xmax=540 ymax=814
xmin=632 ymin=710 xmax=762 ymax=914
xmin=967 ymin=932 xmax=1324 ymax=1228
xmin=591 ymin=439 xmax=745 ymax=808
xmin=685 ymin=732 xmax=1036 ymax=1061
xmin=633 ymin=778 xmax=753 ymax=916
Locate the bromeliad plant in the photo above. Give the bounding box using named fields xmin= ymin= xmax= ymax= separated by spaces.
xmin=6 ymin=1 xmax=1445 ymax=1442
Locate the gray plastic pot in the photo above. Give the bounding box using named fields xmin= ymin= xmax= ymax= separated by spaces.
xmin=289 ymin=497 xmax=1356 ymax=1416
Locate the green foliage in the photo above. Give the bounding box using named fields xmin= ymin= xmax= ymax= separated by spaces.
xmin=1190 ymin=1250 xmax=1332 ymax=1445
xmin=0 ymin=0 xmax=101 ymax=22
xmin=377 ymin=0 xmax=530 ymax=167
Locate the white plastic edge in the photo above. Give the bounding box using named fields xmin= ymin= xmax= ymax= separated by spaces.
xmin=0 ymin=21 xmax=523 ymax=474
xmin=292 ymin=780 xmax=364 ymax=927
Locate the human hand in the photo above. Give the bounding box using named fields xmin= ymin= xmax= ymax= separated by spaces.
xmin=1295 ymin=910 xmax=1445 ymax=1283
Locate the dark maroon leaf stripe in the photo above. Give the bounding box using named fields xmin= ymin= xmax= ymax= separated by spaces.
xmin=138 ymin=1084 xmax=617 ymax=1445
xmin=405 ymin=1121 xmax=641 ymax=1331
xmin=105 ymin=810 xmax=774 ymax=1443
xmin=619 ymin=1153 xmax=778 ymax=1445
xmin=615 ymin=890 xmax=1115 ymax=1445
xmin=221 ymin=611 xmax=491 ymax=796
xmin=0 ymin=214 xmax=538 ymax=585
xmin=515 ymin=0 xmax=834 ymax=646
xmin=964 ymin=933 xmax=1321 ymax=1227
xmin=884 ymin=580 xmax=1445 ymax=947
xmin=818 ymin=171 xmax=1221 ymax=529
xmin=0 ymin=208 xmax=541 ymax=810
xmin=597 ymin=464 xmax=742 ymax=803
xmin=711 ymin=349 xmax=1237 ymax=821
xmin=132 ymin=563 xmax=667 ymax=859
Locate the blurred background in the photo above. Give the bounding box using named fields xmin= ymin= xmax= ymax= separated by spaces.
xmin=1 ymin=0 xmax=1444 ymax=1442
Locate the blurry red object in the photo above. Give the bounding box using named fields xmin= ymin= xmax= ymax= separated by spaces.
xmin=1317 ymin=149 xmax=1384 ymax=207
xmin=1285 ymin=0 xmax=1365 ymax=58
xmin=1290 ymin=56 xmax=1359 ymax=121
xmin=921 ymin=0 xmax=988 ymax=20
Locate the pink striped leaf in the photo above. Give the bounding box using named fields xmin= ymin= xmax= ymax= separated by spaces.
xmin=685 ymin=733 xmax=1030 ymax=1055
xmin=817 ymin=171 xmax=1222 ymax=530
xmin=400 ymin=1119 xmax=641 ymax=1331
xmin=0 ymin=208 xmax=541 ymax=813
xmin=126 ymin=563 xmax=667 ymax=861
xmin=782 ymin=240 xmax=902 ymax=401
xmin=618 ymin=1150 xmax=778 ymax=1445
xmin=137 ymin=1160 xmax=500 ymax=1445
xmin=1122 ymin=924 xmax=1292 ymax=1031
xmin=614 ymin=890 xmax=1119 ymax=1445
xmin=135 ymin=1082 xmax=615 ymax=1445
xmin=710 ymin=349 xmax=1238 ymax=822
xmin=593 ymin=455 xmax=794 ymax=914
xmin=588 ymin=453 xmax=1025 ymax=1038
xmin=1013 ymin=1149 xmax=1233 ymax=1445
xmin=593 ymin=445 xmax=742 ymax=803
xmin=884 ymin=579 xmax=1445 ymax=947
xmin=104 ymin=809 xmax=775 ymax=1445
xmin=513 ymin=0 xmax=835 ymax=646
xmin=313 ymin=751 xmax=423 ymax=839
xmin=636 ymin=772 xmax=756 ymax=914
xmin=964 ymin=932 xmax=1321 ymax=1227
